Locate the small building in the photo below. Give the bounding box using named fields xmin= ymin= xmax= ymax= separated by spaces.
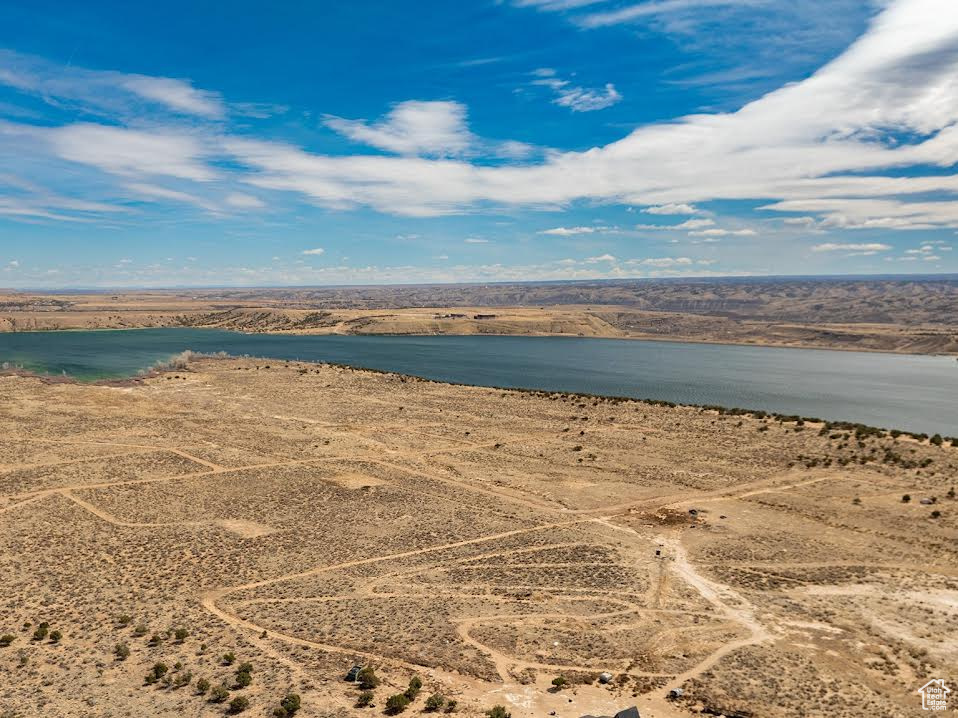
xmin=473 ymin=313 xmax=497 ymax=319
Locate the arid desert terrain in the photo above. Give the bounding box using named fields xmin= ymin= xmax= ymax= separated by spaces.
xmin=3 ymin=276 xmax=958 ymax=354
xmin=1 ymin=356 xmax=956 ymax=717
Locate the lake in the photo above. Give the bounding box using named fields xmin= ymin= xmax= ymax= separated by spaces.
xmin=1 ymin=328 xmax=955 ymax=435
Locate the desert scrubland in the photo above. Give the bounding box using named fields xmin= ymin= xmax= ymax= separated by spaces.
xmin=1 ymin=357 xmax=956 ymax=717
xmin=2 ymin=276 xmax=957 ymax=354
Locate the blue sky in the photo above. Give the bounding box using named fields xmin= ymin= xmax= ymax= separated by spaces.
xmin=0 ymin=0 xmax=956 ymax=287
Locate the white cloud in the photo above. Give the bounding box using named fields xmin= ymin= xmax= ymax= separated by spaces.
xmin=49 ymin=124 xmax=215 ymax=181
xmin=577 ymin=0 xmax=768 ymax=28
xmin=531 ymin=69 xmax=622 ymax=112
xmin=636 ymin=218 xmax=714 ymax=230
xmin=0 ymin=50 xmax=224 ymax=119
xmin=496 ymin=139 xmax=538 ymax=159
xmin=119 ymin=76 xmax=224 ymax=118
xmin=687 ymin=227 xmax=756 ymax=236
xmin=218 ymin=0 xmax=958 ymax=222
xmin=224 ymin=192 xmax=265 ymax=209
xmin=539 ymin=225 xmax=618 ymax=235
xmin=903 ymin=242 xmax=953 ymax=256
xmin=301 ymin=247 xmax=325 ymax=255
xmin=4 ymin=0 xmax=958 ymax=242
xmin=811 ymin=242 xmax=892 ymax=252
xmin=782 ymin=216 xmax=820 ymax=227
xmin=585 ymin=253 xmax=617 ymax=262
xmin=540 ymin=226 xmax=597 ymax=235
xmin=464 ymin=238 xmax=489 ymax=243
xmin=642 ymin=203 xmax=699 ymax=215
xmin=627 ymin=256 xmax=694 ymax=267
xmin=324 ymin=100 xmax=474 ymax=157
xmin=125 ymin=182 xmax=220 ymax=212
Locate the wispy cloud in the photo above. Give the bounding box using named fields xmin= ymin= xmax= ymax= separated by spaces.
xmin=324 ymin=100 xmax=475 ymax=157
xmin=626 ymin=256 xmax=694 ymax=266
xmin=577 ymin=0 xmax=768 ymax=29
xmin=0 ymin=49 xmax=225 ymax=119
xmin=642 ymin=203 xmax=699 ymax=215
xmin=635 ymin=218 xmax=714 ymax=230
xmin=531 ymin=68 xmax=622 ymax=112
xmin=1 ymin=0 xmax=957 ymax=247
xmin=687 ymin=228 xmax=756 ymax=237
xmin=811 ymin=242 xmax=892 ymax=252
xmin=301 ymin=247 xmax=325 ymax=255
xmin=515 ymin=0 xmax=873 ymax=99
xmin=48 ymin=123 xmax=215 ymax=181
xmin=539 ymin=225 xmax=618 ymax=235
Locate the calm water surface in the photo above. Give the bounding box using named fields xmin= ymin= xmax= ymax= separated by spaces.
xmin=1 ymin=328 xmax=955 ymax=434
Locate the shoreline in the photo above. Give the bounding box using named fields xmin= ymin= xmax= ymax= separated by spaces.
xmin=1 ymin=323 xmax=957 ymax=357
xmin=3 ymin=354 xmax=952 ymax=440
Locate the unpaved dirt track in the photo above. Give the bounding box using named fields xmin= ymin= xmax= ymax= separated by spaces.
xmin=1 ymin=358 xmax=954 ymax=718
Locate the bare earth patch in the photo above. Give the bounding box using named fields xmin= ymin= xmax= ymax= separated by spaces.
xmin=215 ymin=518 xmax=278 ymax=538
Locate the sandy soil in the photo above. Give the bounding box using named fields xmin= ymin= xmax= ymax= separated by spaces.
xmin=0 ymin=357 xmax=956 ymax=718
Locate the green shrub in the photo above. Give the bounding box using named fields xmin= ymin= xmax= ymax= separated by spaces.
xmin=222 ymin=651 xmax=236 ymax=666
xmin=385 ymin=693 xmax=411 ymax=714
xmin=273 ymin=709 xmax=289 ymax=718
xmin=133 ymin=624 xmax=148 ymax=636
xmin=0 ymin=634 xmax=15 ymax=647
xmin=195 ymin=677 xmax=211 ymax=695
xmin=173 ymin=627 xmax=189 ymax=642
xmin=902 ymin=494 xmax=911 ymax=503
xmin=357 ymin=666 xmax=379 ymax=690
xmin=445 ymin=700 xmax=458 ymax=713
xmin=425 ymin=693 xmax=445 ymax=711
xmin=145 ymin=661 xmax=169 ymax=685
xmin=32 ymin=623 xmax=49 ymax=641
xmin=404 ymin=675 xmax=422 ymax=700
xmin=234 ymin=670 xmax=252 ymax=689
xmin=209 ymin=683 xmax=230 ymax=703
xmin=485 ymin=707 xmax=511 ymax=718
xmin=117 ymin=615 xmax=132 ymax=627
xmin=551 ymin=676 xmax=567 ymax=690
xmin=228 ymin=696 xmax=250 ymax=714
xmin=114 ymin=643 xmax=130 ymax=660
xmin=280 ymin=694 xmax=301 ymax=714
xmin=356 ymin=690 xmax=374 ymax=707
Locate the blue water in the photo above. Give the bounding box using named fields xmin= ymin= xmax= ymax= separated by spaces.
xmin=1 ymin=328 xmax=955 ymax=434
